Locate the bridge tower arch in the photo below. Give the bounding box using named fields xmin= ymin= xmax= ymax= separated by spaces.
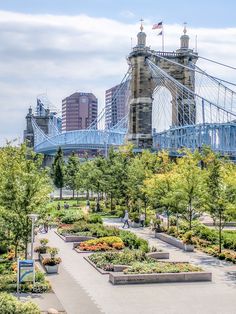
xmin=127 ymin=23 xmax=198 ymax=149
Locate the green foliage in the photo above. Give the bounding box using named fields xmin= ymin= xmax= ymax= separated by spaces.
xmin=204 ymin=152 xmax=236 ymax=252
xmin=119 ymin=230 xmax=149 ymax=252
xmin=0 ymin=144 xmax=52 ymax=258
xmin=65 ymin=152 xmax=80 ymax=196
xmin=89 ymin=250 xmax=148 ymax=270
xmin=52 ymin=147 xmax=65 ymax=198
xmin=0 ymin=293 xmax=40 ymax=314
xmin=87 ymin=214 xmax=103 ymax=224
xmin=182 ymin=231 xmax=194 ymax=245
xmin=124 ymin=261 xmax=202 ymax=274
xmin=58 ymin=220 xmax=149 ymax=251
xmin=60 ymin=210 xmax=84 ymax=224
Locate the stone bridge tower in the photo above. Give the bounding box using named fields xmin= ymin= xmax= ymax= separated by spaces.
xmin=127 ymin=23 xmax=198 ymax=149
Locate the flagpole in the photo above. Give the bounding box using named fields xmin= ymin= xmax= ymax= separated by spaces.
xmin=162 ymin=22 xmax=164 ymax=52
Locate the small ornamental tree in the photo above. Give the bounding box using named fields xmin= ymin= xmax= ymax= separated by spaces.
xmin=205 ymin=153 xmax=236 ymax=253
xmin=0 ymin=143 xmax=52 ymax=259
xmin=65 ymin=152 xmax=80 ymax=198
xmin=173 ymin=150 xmax=206 ymax=230
xmin=52 ymin=147 xmax=64 ymax=199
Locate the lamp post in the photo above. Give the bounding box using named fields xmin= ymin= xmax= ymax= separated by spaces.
xmin=28 ymin=214 xmax=38 ymax=260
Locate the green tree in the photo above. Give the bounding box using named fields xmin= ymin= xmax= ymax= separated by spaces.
xmin=0 ymin=144 xmax=51 ymax=259
xmin=143 ymin=151 xmax=176 ymax=228
xmin=52 ymin=147 xmax=64 ymax=199
xmin=205 ymin=153 xmax=236 ymax=252
xmin=126 ymin=150 xmax=161 ymax=215
xmin=173 ymin=150 xmax=206 ymax=230
xmin=65 ymin=152 xmax=80 ymax=199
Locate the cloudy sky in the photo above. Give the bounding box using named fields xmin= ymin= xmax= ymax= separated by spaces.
xmin=0 ymin=0 xmax=236 ymax=145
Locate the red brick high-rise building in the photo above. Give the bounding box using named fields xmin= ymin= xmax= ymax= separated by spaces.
xmin=62 ymin=92 xmax=98 ymax=131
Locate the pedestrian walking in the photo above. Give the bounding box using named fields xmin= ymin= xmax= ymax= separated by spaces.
xmin=122 ymin=210 xmax=130 ymax=228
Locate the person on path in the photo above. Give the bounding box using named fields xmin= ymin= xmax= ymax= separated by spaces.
xmin=139 ymin=213 xmax=145 ymax=227
xmin=122 ymin=210 xmax=130 ymax=228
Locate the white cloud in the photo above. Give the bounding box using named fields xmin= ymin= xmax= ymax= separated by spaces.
xmin=0 ymin=10 xmax=235 ymax=145
xmin=120 ymin=10 xmax=135 ymax=19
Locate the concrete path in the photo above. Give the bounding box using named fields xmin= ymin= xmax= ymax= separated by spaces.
xmin=18 ymin=293 xmax=65 ymax=314
xmin=40 ymin=224 xmax=236 ymax=314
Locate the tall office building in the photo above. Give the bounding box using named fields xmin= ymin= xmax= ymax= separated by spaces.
xmin=105 ymin=81 xmax=129 ymax=129
xmin=62 ymin=92 xmax=98 ymax=131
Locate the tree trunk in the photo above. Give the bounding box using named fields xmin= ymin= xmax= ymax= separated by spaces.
xmin=24 ymin=238 xmax=28 ymax=260
xmin=86 ymin=190 xmax=89 ymax=200
xmin=14 ymin=242 xmax=18 ymax=260
xmin=219 ymin=210 xmax=222 ymax=253
xmin=167 ymin=209 xmax=170 ymax=230
xmin=72 ymin=189 xmax=75 ymax=199
xmin=110 ymin=194 xmax=113 ymax=212
xmin=60 ymin=187 xmax=63 ymax=200
xmin=189 ymin=201 xmax=192 ymax=230
xmin=176 ymin=214 xmax=179 ymax=235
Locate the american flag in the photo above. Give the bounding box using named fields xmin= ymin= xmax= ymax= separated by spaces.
xmin=152 ymin=22 xmax=163 ymax=29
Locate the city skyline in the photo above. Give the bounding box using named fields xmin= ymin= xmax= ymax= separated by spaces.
xmin=1 ymin=1 xmax=236 ymax=145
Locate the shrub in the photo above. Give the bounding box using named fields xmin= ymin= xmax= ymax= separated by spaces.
xmin=48 ymin=247 xmax=59 ymax=258
xmin=42 ymin=257 xmax=61 ymax=266
xmin=169 ymin=216 xmax=177 ymax=226
xmin=167 ymin=226 xmax=177 ymax=237
xmin=193 ymin=225 xmax=218 ymax=243
xmin=124 ymin=261 xmax=202 ymax=274
xmin=29 ymin=281 xmax=51 ymax=294
xmin=119 ymin=230 xmax=149 ymax=252
xmin=79 ymin=236 xmax=124 ymax=252
xmin=89 ymin=250 xmax=148 ymax=270
xmin=130 ymin=212 xmax=140 ymax=224
xmin=40 ymin=238 xmax=49 ymax=247
xmin=182 ymin=231 xmax=194 ymax=245
xmin=61 ymin=211 xmax=84 ymax=224
xmin=87 ymin=214 xmax=103 ymax=224
xmin=0 ymin=244 xmax=8 ymax=255
xmin=34 ymin=246 xmax=48 ymax=254
xmin=0 ymin=293 xmax=40 ymax=314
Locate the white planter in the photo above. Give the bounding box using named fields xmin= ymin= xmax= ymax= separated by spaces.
xmin=131 ymin=222 xmax=141 ymax=228
xmin=44 ymin=264 xmax=59 ymax=274
xmin=155 ymin=233 xmax=194 ymax=252
xmin=184 ymin=244 xmax=195 ymax=252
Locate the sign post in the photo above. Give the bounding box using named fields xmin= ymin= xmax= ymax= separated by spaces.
xmin=17 ymin=259 xmax=35 ymax=296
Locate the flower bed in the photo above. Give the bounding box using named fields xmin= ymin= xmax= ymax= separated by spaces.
xmin=58 ymin=221 xmax=149 ymax=252
xmin=88 ymin=250 xmax=149 ymax=271
xmin=155 ymin=233 xmax=194 ymax=252
xmin=108 ymin=260 xmax=211 ymax=285
xmin=166 ymin=224 xmax=236 ymax=263
xmin=123 ymin=261 xmax=201 ymax=274
xmin=76 ymin=236 xmax=124 ymax=252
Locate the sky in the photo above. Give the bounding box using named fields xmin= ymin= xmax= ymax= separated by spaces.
xmin=0 ymin=0 xmax=236 ymax=145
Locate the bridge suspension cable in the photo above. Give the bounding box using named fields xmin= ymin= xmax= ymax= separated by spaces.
xmin=150 ymin=51 xmax=236 ymax=87
xmin=191 ymin=54 xmax=236 ymax=72
xmin=147 ymin=58 xmax=236 ymax=134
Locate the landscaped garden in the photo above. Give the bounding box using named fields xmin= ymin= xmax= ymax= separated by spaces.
xmin=163 ymin=222 xmax=236 ymax=263
xmin=89 ymin=250 xmax=156 ymax=271
xmin=0 ymin=142 xmax=236 ymax=309
xmin=0 ymin=256 xmax=51 ymax=294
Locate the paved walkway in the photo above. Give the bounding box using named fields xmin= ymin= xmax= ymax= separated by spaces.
xmin=40 ymin=222 xmax=236 ymax=314
xmin=18 ymin=293 xmax=65 ymax=314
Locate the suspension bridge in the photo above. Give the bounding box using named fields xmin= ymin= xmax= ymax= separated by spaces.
xmin=31 ymin=24 xmax=236 ymax=158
